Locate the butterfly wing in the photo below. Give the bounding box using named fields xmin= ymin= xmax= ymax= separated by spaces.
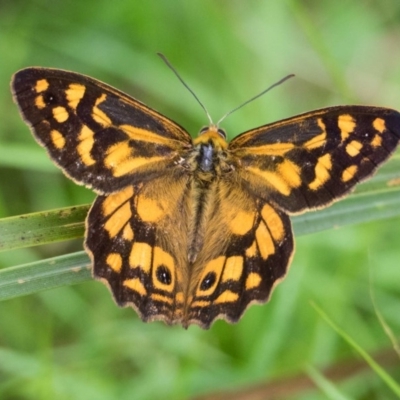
xmin=229 ymin=106 xmax=400 ymax=213
xmin=12 ymin=68 xmax=192 ymax=194
xmin=12 ymin=67 xmax=196 ymax=325
xmin=85 ymin=164 xmax=293 ymax=328
xmin=85 ymin=171 xmax=193 ymax=325
xmin=184 ymin=105 xmax=400 ymax=328
xmin=184 ymin=178 xmax=293 ymax=328
xmin=13 ymin=69 xmax=400 ymax=329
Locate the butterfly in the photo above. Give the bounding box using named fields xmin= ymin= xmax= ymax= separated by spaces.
xmin=11 ymin=67 xmax=400 ymax=328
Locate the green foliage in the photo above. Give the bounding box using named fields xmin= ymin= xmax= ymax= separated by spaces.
xmin=311 ymin=302 xmax=400 ymax=397
xmin=1 ymin=1 xmax=400 ymax=399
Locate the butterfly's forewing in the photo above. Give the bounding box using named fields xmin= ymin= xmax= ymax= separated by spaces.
xmin=12 ymin=68 xmax=192 ymax=194
xmin=230 ymin=106 xmax=400 ymax=213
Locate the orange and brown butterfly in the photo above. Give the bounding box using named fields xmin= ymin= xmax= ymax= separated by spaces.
xmin=11 ymin=66 xmax=400 ymax=328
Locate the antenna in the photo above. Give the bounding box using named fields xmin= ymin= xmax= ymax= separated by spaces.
xmin=216 ymin=74 xmax=295 ymax=126
xmin=157 ymin=53 xmax=213 ymax=125
xmin=158 ymin=53 xmax=294 ymax=127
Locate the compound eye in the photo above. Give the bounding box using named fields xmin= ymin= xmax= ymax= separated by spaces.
xmin=217 ymin=128 xmax=226 ymax=138
xmin=199 ymin=126 xmax=209 ymax=135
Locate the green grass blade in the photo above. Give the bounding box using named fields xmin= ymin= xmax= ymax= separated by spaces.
xmin=305 ymin=365 xmax=351 ymax=400
xmin=293 ymin=185 xmax=400 ymax=235
xmin=369 ymin=268 xmax=400 ymax=357
xmin=0 ymin=205 xmax=88 ymax=252
xmin=0 ymin=252 xmax=91 ymax=301
xmin=311 ymin=302 xmax=400 ymax=397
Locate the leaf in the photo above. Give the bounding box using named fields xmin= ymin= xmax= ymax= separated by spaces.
xmin=311 ymin=301 xmax=400 ymax=397
xmin=0 ymin=205 xmax=88 ymax=252
xmin=0 ymin=252 xmax=91 ymax=301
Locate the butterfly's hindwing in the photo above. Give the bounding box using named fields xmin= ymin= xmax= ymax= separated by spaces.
xmin=85 ymin=171 xmax=193 ymax=325
xmin=187 ymin=200 xmax=293 ymax=327
xmin=12 ymin=68 xmax=192 ymax=194
xmin=85 ymin=167 xmax=294 ymax=328
xmin=86 ymin=192 xmax=183 ymax=324
xmin=230 ymin=106 xmax=400 ymax=213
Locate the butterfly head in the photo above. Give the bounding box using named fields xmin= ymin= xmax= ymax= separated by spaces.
xmin=199 ymin=124 xmax=226 ymax=139
xmin=194 ymin=124 xmax=228 ymax=150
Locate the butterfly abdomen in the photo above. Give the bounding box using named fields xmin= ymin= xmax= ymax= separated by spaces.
xmin=184 ymin=129 xmax=237 ymax=262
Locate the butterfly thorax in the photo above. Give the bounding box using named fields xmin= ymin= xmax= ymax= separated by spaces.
xmin=180 ymin=128 xmax=234 ymax=266
xmin=190 ymin=126 xmax=233 ymax=181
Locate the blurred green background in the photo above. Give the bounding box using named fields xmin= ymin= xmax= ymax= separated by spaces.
xmin=1 ymin=1 xmax=400 ymax=399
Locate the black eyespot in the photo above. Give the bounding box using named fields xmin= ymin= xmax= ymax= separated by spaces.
xmin=217 ymin=128 xmax=226 ymax=138
xmin=200 ymin=272 xmax=216 ymax=291
xmin=156 ymin=265 xmax=172 ymax=285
